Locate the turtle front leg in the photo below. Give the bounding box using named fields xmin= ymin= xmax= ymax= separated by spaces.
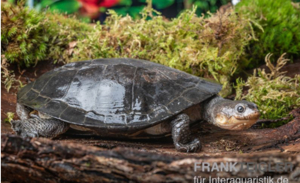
xmin=11 ymin=118 xmax=69 ymax=138
xmin=171 ymin=114 xmax=201 ymax=152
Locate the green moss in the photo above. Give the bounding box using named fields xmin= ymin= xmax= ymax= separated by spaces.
xmin=4 ymin=112 xmax=15 ymax=123
xmin=236 ymin=0 xmax=300 ymax=63
xmin=45 ymin=12 xmax=94 ymax=63
xmin=1 ymin=1 xmax=94 ymax=67
xmin=235 ymin=53 xmax=300 ymax=121
xmin=1 ymin=1 xmax=49 ymax=67
xmin=2 ymin=2 xmax=256 ymax=96
xmin=1 ymin=55 xmax=23 ymax=92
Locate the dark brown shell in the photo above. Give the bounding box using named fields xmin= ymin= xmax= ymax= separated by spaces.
xmin=17 ymin=58 xmax=222 ymax=132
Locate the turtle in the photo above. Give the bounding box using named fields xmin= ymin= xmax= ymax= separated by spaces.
xmin=11 ymin=58 xmax=260 ymax=152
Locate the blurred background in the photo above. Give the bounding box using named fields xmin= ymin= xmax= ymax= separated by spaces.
xmin=6 ymin=0 xmax=300 ymax=23
xmin=6 ymin=0 xmax=233 ymax=23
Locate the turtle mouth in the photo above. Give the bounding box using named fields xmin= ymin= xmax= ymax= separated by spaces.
xmin=234 ymin=111 xmax=260 ymax=121
xmin=215 ymin=112 xmax=260 ymax=130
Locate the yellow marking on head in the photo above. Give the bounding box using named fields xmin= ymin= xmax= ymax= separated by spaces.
xmin=215 ymin=113 xmax=259 ymax=130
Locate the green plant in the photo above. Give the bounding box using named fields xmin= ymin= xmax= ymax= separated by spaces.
xmin=1 ymin=1 xmax=94 ymax=67
xmin=235 ymin=53 xmax=300 ymax=121
xmin=1 ymin=55 xmax=23 ymax=92
xmin=4 ymin=112 xmax=15 ymax=123
xmin=33 ymin=0 xmax=81 ymax=14
xmin=1 ymin=1 xmax=49 ymax=67
xmin=236 ymin=0 xmax=300 ymax=63
xmin=2 ymin=2 xmax=255 ymax=96
xmin=45 ymin=12 xmax=94 ymax=63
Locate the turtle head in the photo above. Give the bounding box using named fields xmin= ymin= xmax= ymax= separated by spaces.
xmin=205 ymin=97 xmax=260 ymax=130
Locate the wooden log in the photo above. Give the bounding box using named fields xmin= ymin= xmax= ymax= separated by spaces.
xmin=1 ymin=108 xmax=300 ymax=183
xmin=1 ymin=134 xmax=300 ymax=183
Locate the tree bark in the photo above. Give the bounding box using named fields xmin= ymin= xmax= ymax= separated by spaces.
xmin=1 ymin=134 xmax=300 ymax=183
xmin=1 ymin=108 xmax=300 ymax=183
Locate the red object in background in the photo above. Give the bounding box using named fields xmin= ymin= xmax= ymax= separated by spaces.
xmin=78 ymin=0 xmax=119 ymax=18
xmin=79 ymin=0 xmax=119 ymax=8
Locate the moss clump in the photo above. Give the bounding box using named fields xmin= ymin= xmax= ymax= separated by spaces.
xmin=235 ymin=53 xmax=300 ymax=120
xmin=45 ymin=12 xmax=94 ymax=63
xmin=74 ymin=7 xmax=255 ymax=96
xmin=236 ymin=0 xmax=300 ymax=63
xmin=2 ymin=2 xmax=256 ymax=96
xmin=1 ymin=55 xmax=23 ymax=92
xmin=1 ymin=1 xmax=94 ymax=67
xmin=1 ymin=1 xmax=49 ymax=67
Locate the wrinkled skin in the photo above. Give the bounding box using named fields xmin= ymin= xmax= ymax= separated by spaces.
xmin=203 ymin=96 xmax=260 ymax=130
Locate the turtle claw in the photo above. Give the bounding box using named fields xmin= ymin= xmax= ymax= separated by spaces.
xmin=186 ymin=138 xmax=202 ymax=153
xmin=11 ymin=120 xmax=39 ymax=138
xmin=176 ymin=138 xmax=201 ymax=153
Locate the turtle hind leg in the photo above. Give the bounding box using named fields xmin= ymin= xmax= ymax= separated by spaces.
xmin=11 ymin=118 xmax=69 ymax=138
xmin=16 ymin=103 xmax=31 ymax=120
xmin=171 ymin=114 xmax=201 ymax=152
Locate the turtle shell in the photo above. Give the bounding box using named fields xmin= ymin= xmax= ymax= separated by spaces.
xmin=17 ymin=58 xmax=222 ymax=132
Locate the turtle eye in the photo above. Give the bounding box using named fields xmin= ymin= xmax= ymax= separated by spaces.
xmin=237 ymin=106 xmax=245 ymax=113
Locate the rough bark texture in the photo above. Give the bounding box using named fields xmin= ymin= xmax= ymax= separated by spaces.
xmin=1 ymin=108 xmax=300 ymax=182
xmin=1 ymin=134 xmax=300 ymax=183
